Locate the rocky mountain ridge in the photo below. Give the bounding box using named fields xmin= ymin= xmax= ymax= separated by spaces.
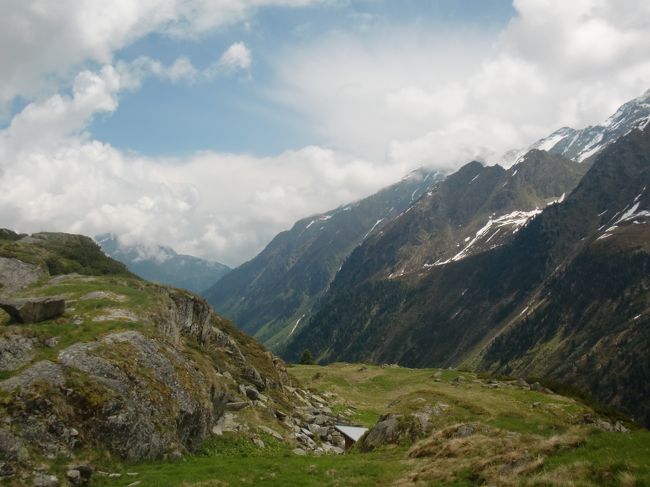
xmin=503 ymin=89 xmax=650 ymax=165
xmin=205 ymin=168 xmax=444 ymax=351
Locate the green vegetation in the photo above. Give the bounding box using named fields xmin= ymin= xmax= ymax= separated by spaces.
xmin=0 ymin=232 xmax=133 ymax=277
xmin=93 ymin=435 xmax=408 ymax=487
xmin=87 ymin=364 xmax=650 ymax=486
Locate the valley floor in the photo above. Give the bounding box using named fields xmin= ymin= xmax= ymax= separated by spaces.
xmin=94 ymin=364 xmax=650 ymax=487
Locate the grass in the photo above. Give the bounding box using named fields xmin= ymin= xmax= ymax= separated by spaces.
xmin=93 ymin=435 xmax=409 ymax=487
xmin=79 ymin=363 xmax=650 ymax=486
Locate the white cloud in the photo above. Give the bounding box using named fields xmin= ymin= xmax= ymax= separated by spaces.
xmin=0 ymin=0 xmax=329 ymax=113
xmin=268 ymin=0 xmax=650 ymax=167
xmin=0 ymin=65 xmax=409 ymax=265
xmin=217 ymin=42 xmax=253 ymax=73
xmin=115 ymin=42 xmax=252 ymax=90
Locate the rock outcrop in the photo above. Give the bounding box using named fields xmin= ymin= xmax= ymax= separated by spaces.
xmin=0 ymin=257 xmax=44 ymax=296
xmin=0 ymin=334 xmax=37 ymax=371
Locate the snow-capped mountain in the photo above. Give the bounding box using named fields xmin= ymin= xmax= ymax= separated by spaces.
xmin=504 ymin=89 xmax=650 ymax=165
xmin=96 ymin=234 xmax=230 ymax=295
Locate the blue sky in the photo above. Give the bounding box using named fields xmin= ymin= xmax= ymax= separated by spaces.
xmin=1 ymin=0 xmax=649 ymax=265
xmin=90 ymin=0 xmax=515 ymax=156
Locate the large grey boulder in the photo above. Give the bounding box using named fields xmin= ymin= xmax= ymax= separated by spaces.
xmin=0 ymin=297 xmax=65 ymax=323
xmin=358 ymin=412 xmax=428 ymax=452
xmin=0 ymin=257 xmax=44 ymax=296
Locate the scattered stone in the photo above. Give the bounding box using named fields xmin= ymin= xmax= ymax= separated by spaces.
xmin=242 ymin=366 xmax=265 ymax=390
xmin=532 ymin=402 xmax=542 ymax=408
xmin=44 ymin=337 xmax=59 ymax=348
xmin=33 ymin=473 xmax=59 ymax=487
xmin=0 ymin=297 xmax=65 ymax=323
xmin=126 ymin=482 xmax=141 ymax=487
xmin=66 ymin=470 xmax=81 ymax=483
xmin=517 ymin=378 xmax=530 ymax=389
xmin=292 ymin=448 xmax=307 ymax=456
xmin=252 ymin=438 xmax=265 ymax=448
xmin=452 ymin=424 xmax=477 ymax=438
xmin=244 ymin=387 xmax=260 ymax=401
xmin=74 ymin=465 xmax=92 ymax=479
xmin=0 ymin=462 xmax=16 ymax=477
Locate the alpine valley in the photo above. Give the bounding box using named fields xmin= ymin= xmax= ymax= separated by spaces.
xmin=211 ymin=90 xmax=650 ymax=428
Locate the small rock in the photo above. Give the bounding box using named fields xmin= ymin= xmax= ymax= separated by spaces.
xmin=252 ymin=438 xmax=265 ymax=448
xmin=292 ymin=448 xmax=307 ymax=456
xmin=452 ymin=424 xmax=476 ymax=438
xmin=0 ymin=463 xmax=16 ymax=477
xmin=33 ymin=473 xmax=59 ymax=487
xmin=245 ymin=387 xmax=260 ymax=401
xmin=532 ymin=402 xmax=542 ymax=408
xmin=66 ymin=470 xmax=81 ymax=482
xmin=517 ymin=378 xmax=530 ymax=389
xmin=75 ymin=465 xmax=95 ymax=482
xmin=44 ymin=337 xmax=59 ymax=348
xmin=126 ymin=482 xmax=141 ymax=487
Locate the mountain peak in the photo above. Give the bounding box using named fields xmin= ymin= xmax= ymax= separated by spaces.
xmin=503 ymin=88 xmax=650 ymax=166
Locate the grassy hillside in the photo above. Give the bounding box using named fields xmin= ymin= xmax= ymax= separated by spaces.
xmin=93 ymin=364 xmax=649 ymax=486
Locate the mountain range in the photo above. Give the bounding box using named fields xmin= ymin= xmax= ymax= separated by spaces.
xmin=204 ymin=168 xmax=444 ymax=349
xmin=96 ymin=234 xmax=230 ymax=295
xmin=205 ymin=90 xmax=650 ymax=426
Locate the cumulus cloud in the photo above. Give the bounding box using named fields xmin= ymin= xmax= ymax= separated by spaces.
xmin=116 ymin=42 xmax=252 ymax=90
xmin=0 ymin=63 xmax=410 ymax=265
xmin=269 ymin=0 xmax=650 ymax=168
xmin=217 ymin=42 xmax=253 ymax=73
xmin=0 ymin=0 xmax=328 ymax=112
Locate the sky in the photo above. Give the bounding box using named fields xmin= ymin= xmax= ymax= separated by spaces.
xmin=1 ymin=0 xmax=650 ymax=266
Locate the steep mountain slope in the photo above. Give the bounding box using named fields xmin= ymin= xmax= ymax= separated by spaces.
xmin=96 ymin=234 xmax=231 ymax=295
xmin=336 ymin=150 xmax=585 ymax=286
xmin=504 ymin=88 xmax=650 ymax=165
xmin=286 ymin=124 xmax=650 ymax=426
xmin=205 ymin=168 xmax=443 ymax=350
